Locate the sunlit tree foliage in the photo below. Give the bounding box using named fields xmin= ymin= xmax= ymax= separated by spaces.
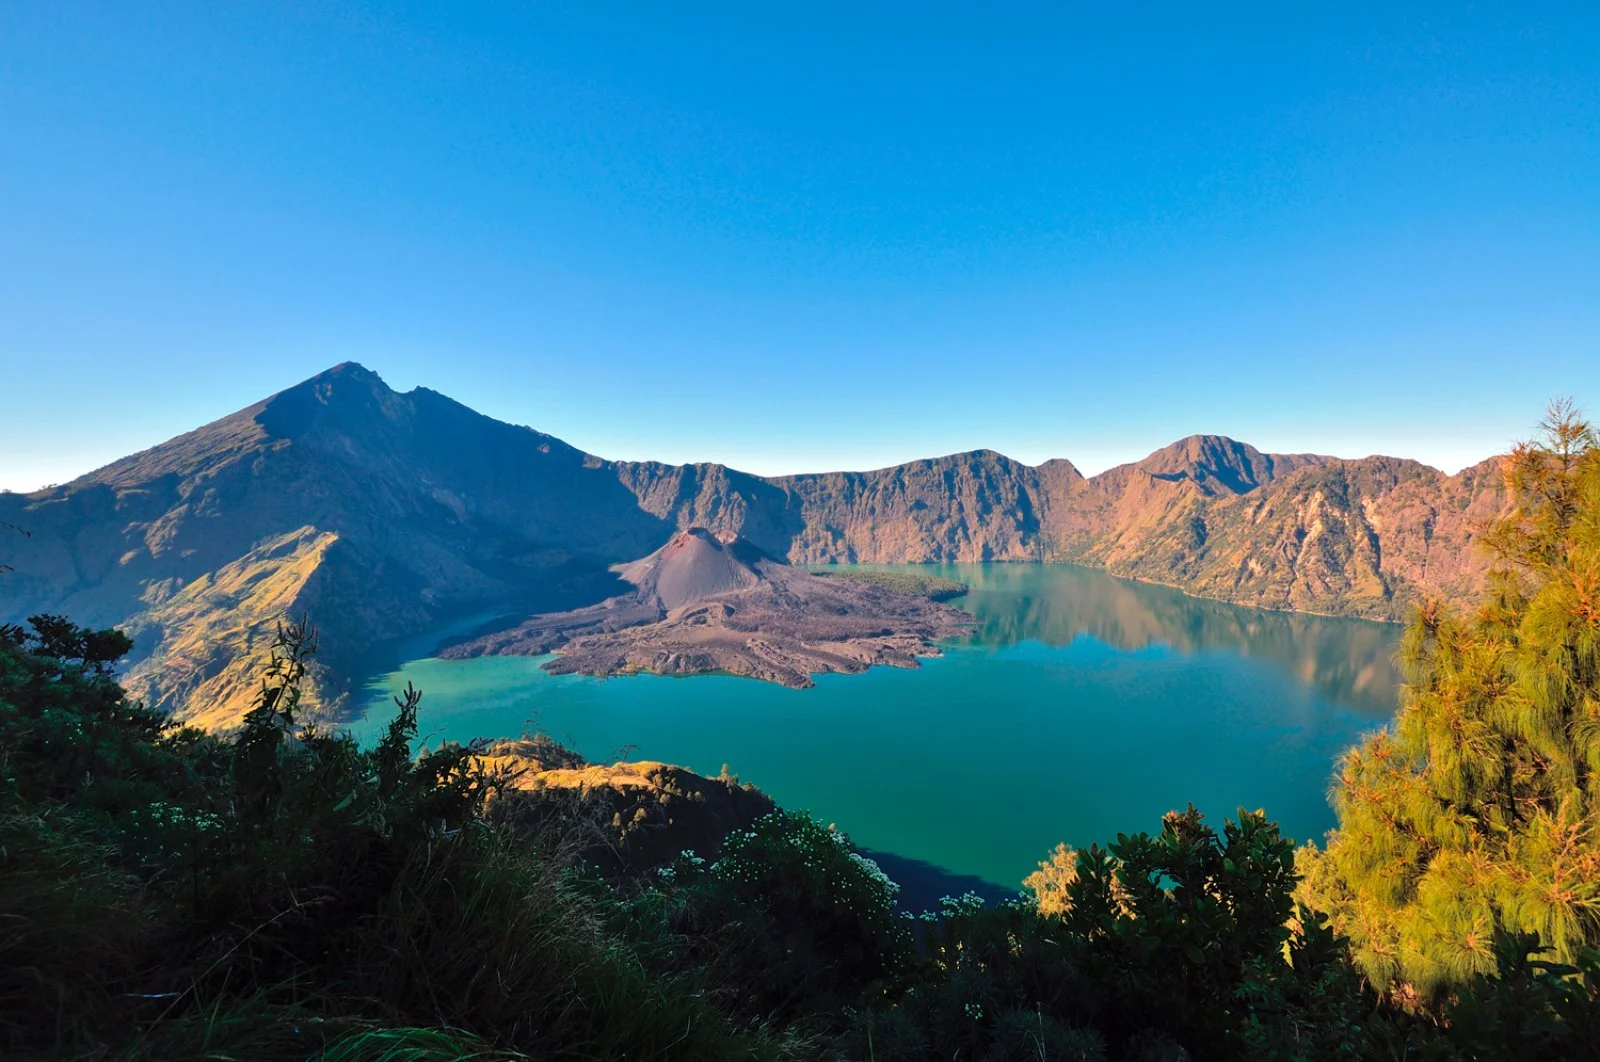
xmin=1302 ymin=402 xmax=1600 ymax=998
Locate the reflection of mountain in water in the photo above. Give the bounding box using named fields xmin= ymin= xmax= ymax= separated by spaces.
xmin=919 ymin=563 xmax=1404 ymax=719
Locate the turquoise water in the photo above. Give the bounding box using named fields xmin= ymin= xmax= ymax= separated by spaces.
xmin=353 ymin=563 xmax=1402 ymax=892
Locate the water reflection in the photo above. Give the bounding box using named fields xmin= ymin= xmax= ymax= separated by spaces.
xmin=902 ymin=564 xmax=1403 ymax=720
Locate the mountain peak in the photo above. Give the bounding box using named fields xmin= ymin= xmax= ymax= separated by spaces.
xmin=1134 ymin=435 xmax=1328 ymax=496
xmin=615 ymin=526 xmax=763 ymax=611
xmin=932 ymin=448 xmax=1022 ymax=469
xmin=313 ymin=360 xmax=381 ymax=382
xmin=256 ymin=362 xmax=400 ymax=440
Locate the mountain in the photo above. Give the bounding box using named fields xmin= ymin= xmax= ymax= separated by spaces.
xmin=0 ymin=364 xmax=1509 ymax=727
xmin=0 ymin=364 xmax=677 ymax=727
xmin=613 ymin=527 xmax=764 ymax=611
xmin=1085 ymin=454 xmax=1508 ymax=618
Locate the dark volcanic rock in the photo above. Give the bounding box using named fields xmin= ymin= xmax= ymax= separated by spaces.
xmin=442 ymin=527 xmax=972 ymax=688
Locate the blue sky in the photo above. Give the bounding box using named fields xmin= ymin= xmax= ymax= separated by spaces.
xmin=2 ymin=3 xmax=1596 ymax=490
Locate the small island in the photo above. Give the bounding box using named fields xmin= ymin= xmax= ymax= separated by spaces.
xmin=439 ymin=528 xmax=972 ymax=688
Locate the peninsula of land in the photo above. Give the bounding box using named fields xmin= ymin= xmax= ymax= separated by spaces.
xmin=440 ymin=528 xmax=971 ymax=688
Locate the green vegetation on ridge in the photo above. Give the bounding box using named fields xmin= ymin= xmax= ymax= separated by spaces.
xmin=809 ymin=567 xmax=969 ymax=601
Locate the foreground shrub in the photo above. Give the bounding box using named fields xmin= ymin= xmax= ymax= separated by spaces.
xmin=652 ymin=810 xmax=912 ymax=1024
xmin=1024 ymin=841 xmax=1078 ymax=918
xmin=1439 ymin=933 xmax=1600 ymax=1060
xmin=350 ymin=825 xmax=769 ymax=1058
xmin=851 ymin=808 xmax=1384 ymax=1061
xmin=0 ymin=807 xmax=155 ymax=1050
xmin=1064 ymin=806 xmax=1302 ymax=1051
xmin=846 ymin=892 xmax=1103 ymax=1061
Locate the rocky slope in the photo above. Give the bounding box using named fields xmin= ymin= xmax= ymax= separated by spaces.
xmin=1089 ymin=455 xmax=1508 ymax=620
xmin=0 ymin=363 xmax=1511 ymax=727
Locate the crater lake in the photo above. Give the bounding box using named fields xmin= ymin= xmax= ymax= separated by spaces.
xmin=352 ymin=563 xmax=1403 ymax=897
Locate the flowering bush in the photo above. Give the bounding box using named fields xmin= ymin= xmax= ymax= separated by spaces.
xmin=710 ymin=811 xmax=903 ymax=946
xmin=657 ymin=810 xmax=912 ymax=1022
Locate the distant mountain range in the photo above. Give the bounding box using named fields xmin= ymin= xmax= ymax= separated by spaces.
xmin=0 ymin=363 xmax=1509 ymax=727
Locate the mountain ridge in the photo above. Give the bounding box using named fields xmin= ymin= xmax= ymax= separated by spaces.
xmin=0 ymin=363 xmax=1509 ymax=727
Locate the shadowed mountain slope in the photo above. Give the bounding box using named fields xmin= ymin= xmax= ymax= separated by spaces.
xmin=0 ymin=363 xmax=1509 ymax=727
xmin=0 ymin=364 xmax=675 ymax=726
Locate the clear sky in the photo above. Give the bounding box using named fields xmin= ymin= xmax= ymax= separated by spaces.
xmin=2 ymin=3 xmax=1596 ymax=491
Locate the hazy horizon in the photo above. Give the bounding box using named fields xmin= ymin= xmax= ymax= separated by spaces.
xmin=0 ymin=360 xmax=1521 ymax=494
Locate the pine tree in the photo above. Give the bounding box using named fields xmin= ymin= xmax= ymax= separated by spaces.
xmin=1300 ymin=402 xmax=1600 ymax=999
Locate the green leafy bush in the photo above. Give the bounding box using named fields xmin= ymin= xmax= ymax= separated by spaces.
xmin=1064 ymin=806 xmax=1301 ymax=1052
xmin=848 ymin=892 xmax=1104 ymax=1061
xmin=852 ymin=808 xmax=1378 ymax=1061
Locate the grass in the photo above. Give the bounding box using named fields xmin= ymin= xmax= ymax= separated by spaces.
xmin=810 ymin=568 xmax=967 ymax=602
